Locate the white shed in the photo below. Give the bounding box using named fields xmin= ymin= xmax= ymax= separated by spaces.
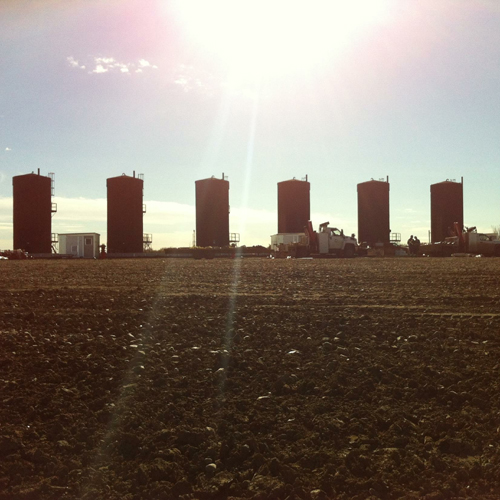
xmin=58 ymin=233 xmax=100 ymax=258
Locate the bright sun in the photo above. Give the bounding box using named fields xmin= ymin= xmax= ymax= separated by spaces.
xmin=172 ymin=0 xmax=391 ymax=81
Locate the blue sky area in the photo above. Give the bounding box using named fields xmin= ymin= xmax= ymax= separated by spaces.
xmin=1 ymin=0 xmax=499 ymax=249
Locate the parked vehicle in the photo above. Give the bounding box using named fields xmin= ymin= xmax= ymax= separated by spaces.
xmin=420 ymin=223 xmax=500 ymax=257
xmin=305 ymin=221 xmax=358 ymax=257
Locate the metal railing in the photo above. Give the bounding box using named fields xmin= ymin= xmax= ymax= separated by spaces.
xmin=143 ymin=233 xmax=153 ymax=251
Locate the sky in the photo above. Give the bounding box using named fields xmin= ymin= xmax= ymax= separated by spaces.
xmin=1 ymin=0 xmax=500 ymax=250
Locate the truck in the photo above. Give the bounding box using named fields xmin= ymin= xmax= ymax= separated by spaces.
xmin=305 ymin=221 xmax=358 ymax=257
xmin=420 ymin=224 xmax=500 ymax=257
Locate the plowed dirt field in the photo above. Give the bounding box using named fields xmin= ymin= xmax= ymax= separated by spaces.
xmin=1 ymin=258 xmax=500 ymax=499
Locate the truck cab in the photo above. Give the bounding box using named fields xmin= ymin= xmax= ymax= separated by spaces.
xmin=465 ymin=229 xmax=500 ymax=256
xmin=317 ymin=222 xmax=357 ymax=257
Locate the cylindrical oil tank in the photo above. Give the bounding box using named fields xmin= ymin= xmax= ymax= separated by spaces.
xmin=430 ymin=179 xmax=463 ymax=243
xmin=107 ymin=173 xmax=144 ymax=253
xmin=13 ymin=172 xmax=52 ymax=253
xmin=195 ymin=175 xmax=230 ymax=247
xmin=357 ymin=179 xmax=390 ymax=246
xmin=277 ymin=178 xmax=310 ymax=233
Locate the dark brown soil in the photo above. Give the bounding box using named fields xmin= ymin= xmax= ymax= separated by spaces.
xmin=1 ymin=258 xmax=500 ymax=499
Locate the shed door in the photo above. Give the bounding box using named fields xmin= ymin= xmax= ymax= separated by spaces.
xmin=84 ymin=237 xmax=93 ymax=258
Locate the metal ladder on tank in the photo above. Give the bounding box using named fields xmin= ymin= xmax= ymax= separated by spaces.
xmin=143 ymin=234 xmax=153 ymax=251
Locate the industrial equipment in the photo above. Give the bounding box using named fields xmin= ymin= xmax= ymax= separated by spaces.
xmin=430 ymin=179 xmax=463 ymax=243
xmin=1 ymin=249 xmax=29 ymax=260
xmin=107 ymin=172 xmax=145 ymax=254
xmin=421 ymin=223 xmax=500 ymax=257
xmin=278 ymin=177 xmax=310 ymax=234
xmin=305 ymin=221 xmax=358 ymax=257
xmin=357 ymin=177 xmax=390 ymax=247
xmin=13 ymin=170 xmax=55 ymax=254
xmin=272 ymin=221 xmax=358 ymax=258
xmin=195 ymin=174 xmax=230 ymax=247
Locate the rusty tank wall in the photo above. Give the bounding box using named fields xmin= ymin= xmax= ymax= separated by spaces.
xmin=357 ymin=179 xmax=390 ymax=246
xmin=277 ymin=179 xmax=310 ymax=234
xmin=107 ymin=174 xmax=144 ymax=253
xmin=195 ymin=177 xmax=230 ymax=247
xmin=430 ymin=180 xmax=463 ymax=243
xmin=13 ymin=172 xmax=52 ymax=253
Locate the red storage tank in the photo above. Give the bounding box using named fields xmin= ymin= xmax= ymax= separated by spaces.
xmin=430 ymin=179 xmax=463 ymax=243
xmin=277 ymin=178 xmax=310 ymax=233
xmin=13 ymin=171 xmax=54 ymax=253
xmin=107 ymin=173 xmax=144 ymax=253
xmin=357 ymin=178 xmax=390 ymax=246
xmin=195 ymin=175 xmax=230 ymax=247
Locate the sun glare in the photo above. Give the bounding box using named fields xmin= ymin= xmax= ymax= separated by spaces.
xmin=172 ymin=0 xmax=392 ymax=81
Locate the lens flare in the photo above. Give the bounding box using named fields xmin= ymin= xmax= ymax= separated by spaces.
xmin=172 ymin=0 xmax=392 ymax=80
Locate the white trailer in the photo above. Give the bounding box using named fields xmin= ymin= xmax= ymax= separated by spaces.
xmin=58 ymin=233 xmax=100 ymax=258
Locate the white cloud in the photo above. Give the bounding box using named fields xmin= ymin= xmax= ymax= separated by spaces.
xmin=173 ymin=64 xmax=218 ymax=96
xmin=92 ymin=65 xmax=108 ymax=74
xmin=137 ymin=59 xmax=158 ymax=69
xmin=67 ymin=55 xmax=158 ymax=75
xmin=144 ymin=201 xmax=193 ymax=226
xmin=95 ymin=57 xmax=115 ymax=65
xmin=0 ymin=197 xmax=13 ymax=250
xmin=0 ymin=197 xmax=12 ymax=215
xmin=51 ymin=196 xmax=106 ymax=220
xmin=173 ymin=63 xmax=261 ymax=100
xmin=67 ymin=56 xmax=79 ymax=67
xmin=5 ymin=147 xmax=11 ymax=151
xmin=66 ymin=56 xmax=85 ymax=70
